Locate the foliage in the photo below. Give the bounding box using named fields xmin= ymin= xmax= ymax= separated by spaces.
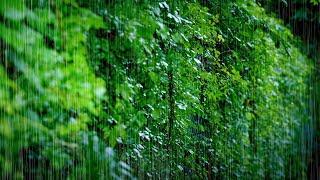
xmin=260 ymin=0 xmax=320 ymax=53
xmin=0 ymin=0 xmax=312 ymax=179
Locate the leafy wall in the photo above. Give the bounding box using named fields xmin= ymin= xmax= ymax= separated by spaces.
xmin=0 ymin=0 xmax=312 ymax=179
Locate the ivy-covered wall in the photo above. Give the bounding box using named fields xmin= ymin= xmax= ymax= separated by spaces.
xmin=0 ymin=0 xmax=312 ymax=179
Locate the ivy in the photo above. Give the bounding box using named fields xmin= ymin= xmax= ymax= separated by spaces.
xmin=0 ymin=0 xmax=313 ymax=179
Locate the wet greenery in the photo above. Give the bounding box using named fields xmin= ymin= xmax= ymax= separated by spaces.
xmin=0 ymin=0 xmax=316 ymax=179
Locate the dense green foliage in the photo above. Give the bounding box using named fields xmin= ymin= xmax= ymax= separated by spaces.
xmin=0 ymin=0 xmax=312 ymax=179
xmin=260 ymin=1 xmax=320 ymax=178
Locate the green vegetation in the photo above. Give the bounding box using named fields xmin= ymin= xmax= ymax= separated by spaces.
xmin=0 ymin=0 xmax=314 ymax=179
